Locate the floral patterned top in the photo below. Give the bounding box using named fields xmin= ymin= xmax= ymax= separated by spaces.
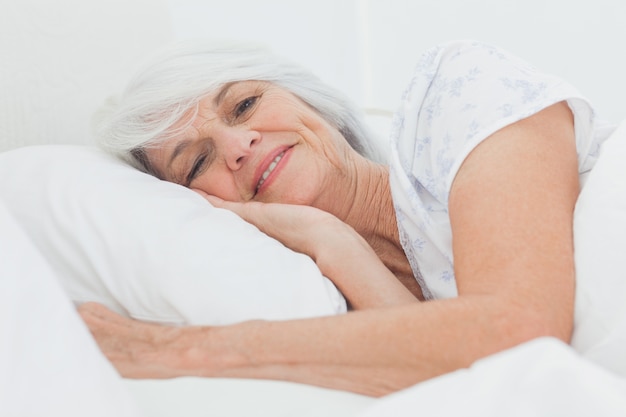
xmin=388 ymin=40 xmax=613 ymax=300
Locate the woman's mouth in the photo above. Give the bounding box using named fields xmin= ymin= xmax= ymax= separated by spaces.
xmin=256 ymin=150 xmax=286 ymax=192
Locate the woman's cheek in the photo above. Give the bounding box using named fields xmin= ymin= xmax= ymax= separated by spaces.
xmin=193 ymin=174 xmax=244 ymax=202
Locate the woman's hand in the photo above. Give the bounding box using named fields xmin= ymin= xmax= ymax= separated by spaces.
xmin=77 ymin=302 xmax=188 ymax=378
xmin=78 ymin=303 xmax=263 ymax=380
xmin=197 ymin=192 xmax=340 ymax=259
xmin=195 ymin=192 xmax=418 ymax=309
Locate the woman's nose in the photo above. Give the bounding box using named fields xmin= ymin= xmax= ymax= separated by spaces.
xmin=215 ymin=126 xmax=261 ymax=171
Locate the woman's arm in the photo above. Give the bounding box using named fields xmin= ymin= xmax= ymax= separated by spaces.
xmin=448 ymin=101 xmax=578 ymax=342
xmin=79 ymin=102 xmax=578 ymax=396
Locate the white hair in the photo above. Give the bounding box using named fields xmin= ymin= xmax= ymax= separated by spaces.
xmin=93 ymin=39 xmax=384 ymax=173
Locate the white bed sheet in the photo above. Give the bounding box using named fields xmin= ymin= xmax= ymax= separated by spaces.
xmin=126 ymin=378 xmax=374 ymax=417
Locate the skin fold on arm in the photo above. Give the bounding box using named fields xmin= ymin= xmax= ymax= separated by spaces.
xmin=79 ymin=102 xmax=578 ymax=397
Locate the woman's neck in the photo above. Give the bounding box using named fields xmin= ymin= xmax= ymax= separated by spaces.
xmin=324 ymin=156 xmax=419 ymax=298
xmin=342 ymin=159 xmax=396 ymax=246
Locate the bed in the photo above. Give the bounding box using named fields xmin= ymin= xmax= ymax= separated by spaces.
xmin=2 ymin=1 xmax=626 ymax=416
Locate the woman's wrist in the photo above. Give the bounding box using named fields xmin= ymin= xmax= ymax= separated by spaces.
xmin=312 ymin=222 xmax=416 ymax=309
xmin=171 ymin=321 xmax=262 ymax=377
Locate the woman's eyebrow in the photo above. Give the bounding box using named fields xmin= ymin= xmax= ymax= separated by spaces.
xmin=213 ymin=82 xmax=235 ymax=107
xmin=168 ymin=140 xmax=191 ymax=168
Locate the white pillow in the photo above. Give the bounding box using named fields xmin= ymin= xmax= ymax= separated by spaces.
xmin=571 ymin=120 xmax=626 ymax=376
xmin=0 ymin=145 xmax=346 ymax=325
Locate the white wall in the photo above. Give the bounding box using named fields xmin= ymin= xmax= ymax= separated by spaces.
xmin=363 ymin=0 xmax=626 ymax=123
xmin=0 ymin=0 xmax=172 ymax=151
xmin=1 ymin=0 xmax=623 ymax=153
xmin=167 ymin=0 xmax=625 ymax=123
xmin=167 ymin=0 xmax=365 ymax=114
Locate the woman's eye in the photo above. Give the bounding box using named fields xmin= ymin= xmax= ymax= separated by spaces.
xmin=233 ymin=96 xmax=258 ymax=118
xmin=186 ymin=154 xmax=208 ymax=186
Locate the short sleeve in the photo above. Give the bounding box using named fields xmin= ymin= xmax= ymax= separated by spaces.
xmin=394 ymin=40 xmax=591 ymax=205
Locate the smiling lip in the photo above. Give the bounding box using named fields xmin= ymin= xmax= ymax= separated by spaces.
xmin=254 ymin=146 xmax=292 ymax=195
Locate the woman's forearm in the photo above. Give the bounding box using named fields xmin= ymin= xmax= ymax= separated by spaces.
xmin=312 ymin=219 xmax=418 ymax=309
xmin=158 ymin=296 xmax=549 ymax=396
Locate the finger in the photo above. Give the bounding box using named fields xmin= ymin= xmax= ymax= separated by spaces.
xmin=77 ymin=302 xmax=129 ymax=326
xmin=77 ymin=301 xmax=112 ymax=317
xmin=77 ymin=301 xmax=110 ymax=318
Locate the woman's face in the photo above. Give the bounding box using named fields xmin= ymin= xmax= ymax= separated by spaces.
xmin=146 ymin=81 xmax=351 ymax=206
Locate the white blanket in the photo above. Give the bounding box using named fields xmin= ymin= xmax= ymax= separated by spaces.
xmin=0 ymin=202 xmax=140 ymax=416
xmin=361 ymin=338 xmax=626 ymax=417
xmin=571 ymin=120 xmax=626 ymax=375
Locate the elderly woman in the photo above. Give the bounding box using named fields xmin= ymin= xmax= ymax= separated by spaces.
xmin=80 ymin=39 xmax=612 ymax=396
